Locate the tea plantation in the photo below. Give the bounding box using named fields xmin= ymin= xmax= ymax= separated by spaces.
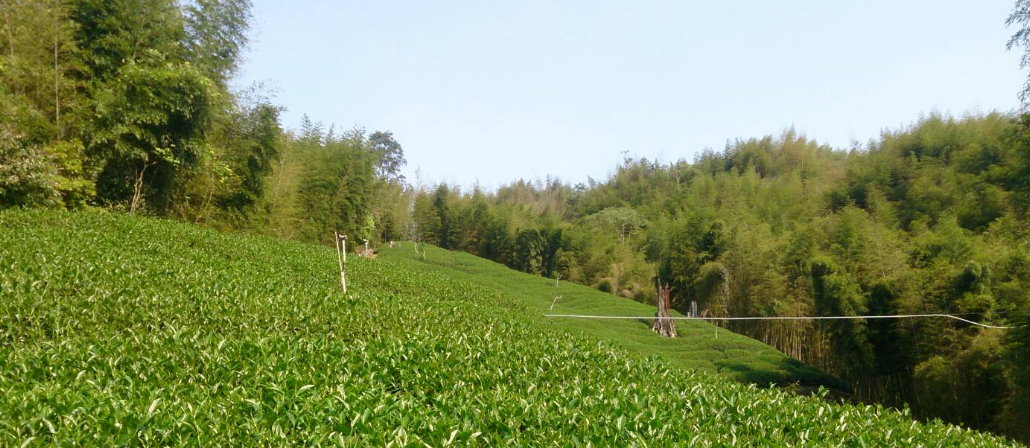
xmin=379 ymin=243 xmax=842 ymax=390
xmin=0 ymin=210 xmax=1020 ymax=446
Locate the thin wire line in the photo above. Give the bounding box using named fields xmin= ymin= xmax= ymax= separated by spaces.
xmin=543 ymin=313 xmax=1025 ymax=329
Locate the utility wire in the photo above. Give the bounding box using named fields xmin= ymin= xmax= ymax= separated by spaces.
xmin=544 ymin=313 xmax=1025 ymax=329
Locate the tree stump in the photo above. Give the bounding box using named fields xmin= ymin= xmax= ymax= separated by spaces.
xmin=652 ymin=283 xmax=677 ymax=337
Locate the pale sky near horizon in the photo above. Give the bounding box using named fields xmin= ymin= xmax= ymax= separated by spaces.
xmin=236 ymin=1 xmax=1025 ymax=190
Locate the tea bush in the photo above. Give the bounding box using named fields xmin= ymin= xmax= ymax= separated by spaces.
xmin=0 ymin=210 xmax=1018 ymax=446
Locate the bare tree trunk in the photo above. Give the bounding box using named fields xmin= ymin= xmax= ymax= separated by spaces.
xmin=4 ymin=8 xmax=18 ymax=97
xmin=130 ymin=161 xmax=154 ymax=213
xmin=652 ymin=283 xmax=677 ymax=337
xmin=271 ymin=149 xmax=289 ymax=202
xmin=4 ymin=9 xmax=14 ymax=61
xmin=54 ymin=33 xmax=60 ymax=138
xmin=195 ymin=171 xmax=216 ymax=224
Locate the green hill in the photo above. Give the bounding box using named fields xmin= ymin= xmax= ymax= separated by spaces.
xmin=0 ymin=209 xmax=1019 ymax=446
xmin=379 ymin=243 xmax=841 ymax=390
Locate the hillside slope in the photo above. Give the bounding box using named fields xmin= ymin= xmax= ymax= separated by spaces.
xmin=0 ymin=210 xmax=1019 ymax=446
xmin=380 ymin=243 xmax=842 ymax=389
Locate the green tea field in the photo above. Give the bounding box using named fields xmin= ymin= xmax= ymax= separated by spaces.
xmin=0 ymin=209 xmax=1019 ymax=446
xmin=380 ymin=242 xmax=841 ymax=389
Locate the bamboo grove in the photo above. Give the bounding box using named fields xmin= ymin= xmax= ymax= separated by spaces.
xmin=405 ymin=117 xmax=1030 ymax=440
xmin=0 ymin=0 xmax=408 ymax=244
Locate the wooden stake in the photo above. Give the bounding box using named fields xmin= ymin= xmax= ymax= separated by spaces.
xmin=334 ymin=231 xmax=347 ymax=293
xmin=550 ymin=295 xmax=563 ymax=311
xmin=414 ymin=241 xmax=426 ymax=261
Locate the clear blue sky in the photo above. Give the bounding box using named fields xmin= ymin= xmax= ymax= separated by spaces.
xmin=237 ymin=0 xmax=1025 ymax=190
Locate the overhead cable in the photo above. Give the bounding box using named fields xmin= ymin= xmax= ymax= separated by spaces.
xmin=543 ymin=313 xmax=1024 ymax=329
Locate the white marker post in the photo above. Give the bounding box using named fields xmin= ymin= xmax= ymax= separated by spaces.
xmin=334 ymin=231 xmax=347 ymax=293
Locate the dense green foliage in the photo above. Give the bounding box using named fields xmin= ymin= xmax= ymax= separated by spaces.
xmin=406 ymin=118 xmax=1030 ymax=440
xmin=0 ymin=209 xmax=1021 ymax=446
xmin=251 ymin=118 xmax=409 ymax=245
xmin=0 ymin=0 xmax=406 ymax=243
xmin=379 ymin=241 xmax=842 ymax=390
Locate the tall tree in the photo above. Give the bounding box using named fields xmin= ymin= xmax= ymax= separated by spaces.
xmin=1008 ymin=0 xmax=1030 ymax=104
xmin=88 ymin=55 xmax=214 ymax=212
xmin=0 ymin=0 xmax=79 ymax=140
xmin=70 ymin=0 xmax=185 ymax=81
xmin=368 ymin=130 xmax=406 ymax=180
xmin=182 ymin=0 xmax=252 ymax=85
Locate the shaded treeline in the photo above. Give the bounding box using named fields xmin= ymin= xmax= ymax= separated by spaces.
xmin=406 ymin=116 xmax=1030 ymax=441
